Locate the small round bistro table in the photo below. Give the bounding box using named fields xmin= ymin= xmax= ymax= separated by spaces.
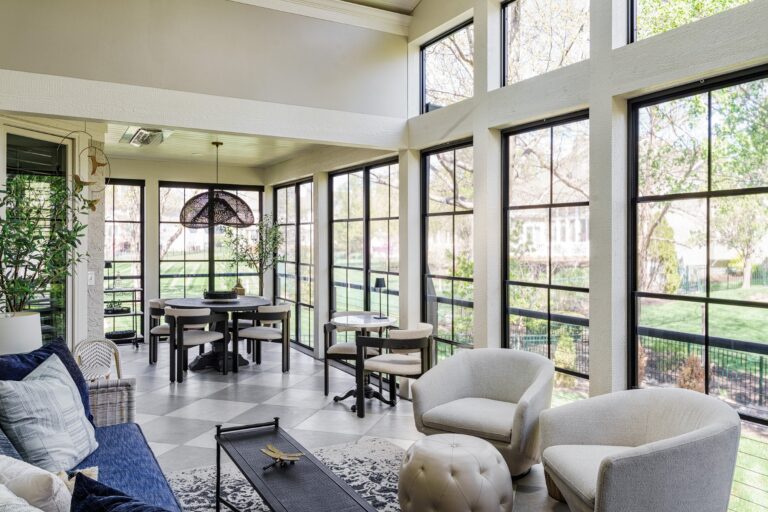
xmin=330 ymin=312 xmax=396 ymax=409
xmin=164 ymin=296 xmax=271 ymax=372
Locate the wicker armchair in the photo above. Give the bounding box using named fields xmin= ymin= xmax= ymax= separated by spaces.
xmin=88 ymin=378 xmax=136 ymax=427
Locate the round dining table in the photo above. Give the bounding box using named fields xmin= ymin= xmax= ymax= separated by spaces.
xmin=165 ymin=296 xmax=271 ymax=372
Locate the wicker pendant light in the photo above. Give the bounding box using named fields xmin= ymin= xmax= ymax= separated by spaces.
xmin=179 ymin=141 xmax=254 ymax=229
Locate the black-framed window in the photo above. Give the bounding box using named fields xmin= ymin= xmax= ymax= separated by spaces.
xmin=630 ymin=0 xmax=752 ymax=42
xmin=629 ymin=66 xmax=768 ymax=426
xmin=274 ymin=179 xmax=314 ymax=348
xmin=159 ymin=182 xmax=263 ymax=298
xmin=420 ymin=20 xmax=474 ymax=113
xmin=5 ymin=134 xmax=68 ymax=341
xmin=103 ymin=180 xmax=145 ymax=342
xmin=503 ymin=113 xmax=590 ymax=401
xmin=422 ymin=141 xmax=474 ymax=360
xmin=502 ymin=0 xmax=589 ymax=87
xmin=330 ymin=160 xmax=401 ymax=341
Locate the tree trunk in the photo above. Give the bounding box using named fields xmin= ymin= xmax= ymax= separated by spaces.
xmin=743 ymin=258 xmax=753 ymax=289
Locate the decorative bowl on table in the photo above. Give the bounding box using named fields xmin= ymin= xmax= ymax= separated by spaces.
xmin=203 ymin=290 xmax=239 ymax=303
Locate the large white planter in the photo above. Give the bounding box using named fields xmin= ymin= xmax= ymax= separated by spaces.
xmin=0 ymin=312 xmax=43 ymax=355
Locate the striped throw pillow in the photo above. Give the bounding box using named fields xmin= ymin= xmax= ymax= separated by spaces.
xmin=0 ymin=355 xmax=98 ymax=472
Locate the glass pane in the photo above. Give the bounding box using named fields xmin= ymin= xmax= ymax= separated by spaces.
xmin=369 ymin=220 xmax=389 ymax=271
xmin=710 ymin=194 xmax=768 ymax=302
xmin=104 ymin=185 xmax=115 ymax=222
xmin=427 ymin=151 xmax=455 ymax=213
xmin=299 ymin=263 xmax=313 ymax=304
xmin=637 ymin=297 xmax=705 ymax=391
xmin=113 ymin=223 xmax=141 ymax=261
xmin=427 ymin=216 xmax=453 ymax=277
xmin=454 ymin=304 xmax=473 ymax=344
xmin=369 ymin=165 xmax=390 ymax=219
xmin=299 ymin=182 xmax=313 ymax=223
xmin=348 ymin=172 xmax=364 ymax=219
xmin=508 ymin=208 xmax=548 ymax=284
xmin=454 ymin=214 xmax=473 ymax=278
xmin=347 ymin=269 xmax=365 ymax=311
xmin=551 ymin=206 xmax=589 ymax=288
xmin=638 ymin=94 xmax=709 ymax=196
xmin=454 ymin=147 xmax=474 ymax=211
xmin=712 ymin=79 xmax=768 ymax=190
xmin=332 ymin=223 xmax=348 ymax=267
xmin=113 ymin=185 xmax=142 ymax=221
xmin=552 ymin=374 xmax=589 ymax=406
xmin=508 ymin=285 xmax=548 ymax=356
xmin=104 ymin=223 xmax=114 ymax=262
xmin=423 ymin=23 xmax=474 ymax=110
xmin=285 ymin=186 xmax=296 ymax=224
xmin=505 ymin=0 xmax=589 ymax=85
xmin=214 ymin=261 xmax=237 ymax=290
xmin=332 ymin=174 xmax=349 ymax=220
xmin=552 ymin=119 xmax=589 ymax=204
xmin=389 ymin=220 xmax=400 ymax=273
xmin=635 ymin=0 xmax=752 ymax=40
xmin=299 ymin=224 xmax=312 ymax=265
xmin=637 ymin=199 xmax=707 ymax=295
xmin=276 ymin=187 xmax=288 ymax=224
xmin=508 ymin=128 xmax=550 ymax=207
xmin=159 ymin=224 xmax=184 ymax=260
xmin=425 ymin=277 xmax=453 ymax=341
xmin=185 ymin=227 xmax=208 ymax=260
xmin=283 ymin=263 xmax=297 ymax=301
xmin=389 ymin=164 xmax=400 ymax=217
xmin=347 ymin=221 xmax=364 ymax=270
xmin=159 ymin=187 xmax=184 ymax=221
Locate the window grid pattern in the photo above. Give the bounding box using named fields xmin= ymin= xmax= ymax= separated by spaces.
xmin=274 ymin=180 xmax=315 ymax=348
xmin=330 ymin=162 xmax=401 ymax=343
xmin=420 ymin=21 xmax=474 ymax=113
xmin=159 ymin=183 xmax=263 ymax=299
xmin=630 ymin=69 xmax=768 ymax=427
xmin=422 ymin=143 xmax=474 ymax=360
xmin=503 ymin=114 xmax=590 ymax=398
xmin=103 ymin=181 xmax=145 ymax=340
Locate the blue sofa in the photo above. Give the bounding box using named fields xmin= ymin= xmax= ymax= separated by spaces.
xmin=76 ymin=378 xmax=182 ymax=511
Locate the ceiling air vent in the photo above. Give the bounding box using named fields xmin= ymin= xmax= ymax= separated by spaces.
xmin=119 ymin=126 xmax=173 ymax=147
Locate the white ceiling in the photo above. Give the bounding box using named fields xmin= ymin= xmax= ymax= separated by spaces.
xmin=342 ymin=0 xmax=420 ymax=14
xmin=104 ymin=124 xmax=328 ymax=168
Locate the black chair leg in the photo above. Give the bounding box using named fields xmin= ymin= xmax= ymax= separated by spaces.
xmin=233 ymin=336 xmax=239 ymax=373
xmin=183 ymin=350 xmax=188 ymax=371
xmin=177 ymin=346 xmax=185 ymax=383
xmin=324 ymin=357 xmax=329 ymax=396
xmin=148 ymin=337 xmax=154 ymax=364
xmin=199 ymin=344 xmax=204 ymax=355
xmin=389 ymin=375 xmax=397 ymax=407
xmin=256 ymin=341 xmax=262 ymax=365
xmin=169 ymin=338 xmax=176 ymax=383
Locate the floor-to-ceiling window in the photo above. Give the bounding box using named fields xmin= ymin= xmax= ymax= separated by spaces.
xmin=502 ymin=0 xmax=589 ymax=86
xmin=422 ymin=142 xmax=474 ymax=360
xmin=421 ymin=20 xmax=474 ymax=113
xmin=103 ymin=180 xmax=144 ymax=344
xmin=631 ymin=0 xmax=752 ymax=41
xmin=5 ymin=133 xmax=68 ymax=341
xmin=159 ymin=182 xmax=262 ymax=298
xmin=330 ymin=160 xmax=401 ymax=340
xmin=274 ymin=179 xmax=314 ymax=348
xmin=630 ymin=68 xmax=768 ymax=424
xmin=503 ymin=113 xmax=590 ymax=401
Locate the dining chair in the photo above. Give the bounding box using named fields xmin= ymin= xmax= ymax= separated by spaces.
xmin=165 ymin=307 xmax=229 ymax=383
xmin=323 ymin=322 xmax=380 ymax=396
xmin=353 ymin=323 xmax=433 ymax=418
xmin=232 ymin=304 xmax=291 ymax=373
xmin=147 ymin=298 xmax=168 ymax=364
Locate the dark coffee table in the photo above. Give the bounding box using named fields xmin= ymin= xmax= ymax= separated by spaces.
xmin=215 ymin=419 xmax=377 ymax=512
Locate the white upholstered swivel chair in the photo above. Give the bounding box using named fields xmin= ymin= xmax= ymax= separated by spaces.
xmin=412 ymin=348 xmax=554 ymax=477
xmin=539 ymin=387 xmax=741 ymax=512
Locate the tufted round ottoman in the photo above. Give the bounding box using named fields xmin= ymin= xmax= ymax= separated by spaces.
xmin=398 ymin=434 xmax=513 ymax=512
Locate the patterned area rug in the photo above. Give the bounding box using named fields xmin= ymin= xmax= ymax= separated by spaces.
xmin=167 ymin=438 xmax=404 ymax=512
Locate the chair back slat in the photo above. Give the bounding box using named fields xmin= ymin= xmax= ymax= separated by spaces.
xmin=390 ymin=322 xmax=434 ymax=354
xmin=148 ymin=299 xmax=166 ymax=319
xmin=164 ymin=307 xmax=217 ymax=329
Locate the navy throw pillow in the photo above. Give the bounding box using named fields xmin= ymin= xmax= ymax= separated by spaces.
xmin=0 ymin=337 xmax=93 ymax=423
xmin=71 ymin=474 xmax=171 ymax=512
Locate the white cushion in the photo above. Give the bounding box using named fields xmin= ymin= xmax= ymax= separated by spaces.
xmin=179 ymin=330 xmax=223 ymax=346
xmin=326 ymin=343 xmax=379 ymax=356
xmin=0 ymin=484 xmax=43 ymax=511
xmin=422 ymin=397 xmax=518 ymax=443
xmin=364 ymin=353 xmax=422 ymax=376
xmin=0 ymin=356 xmax=98 ymax=472
xmin=0 ymin=455 xmax=71 ymax=512
xmin=150 ymin=323 xmax=170 ymax=335
xmin=238 ymin=326 xmax=283 ymax=340
xmin=542 ymin=444 xmax=632 ymax=506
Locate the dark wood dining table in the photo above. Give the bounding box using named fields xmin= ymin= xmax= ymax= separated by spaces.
xmin=165 ymin=296 xmax=270 ymax=372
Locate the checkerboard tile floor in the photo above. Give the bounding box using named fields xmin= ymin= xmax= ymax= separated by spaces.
xmin=119 ymin=342 xmax=566 ymax=511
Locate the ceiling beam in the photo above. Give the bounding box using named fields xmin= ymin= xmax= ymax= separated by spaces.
xmin=228 ymin=0 xmax=411 ymax=35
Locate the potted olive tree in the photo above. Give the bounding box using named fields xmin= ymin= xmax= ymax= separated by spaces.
xmin=0 ymin=174 xmax=93 ymax=352
xmin=222 ymin=214 xmax=283 ymax=295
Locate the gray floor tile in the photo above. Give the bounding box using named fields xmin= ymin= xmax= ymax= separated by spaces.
xmin=263 ymin=388 xmax=335 ymax=409
xmin=166 ymin=398 xmax=257 ymax=423
xmin=135 ymin=392 xmax=203 ymax=416
xmin=204 ymin=383 xmax=283 ymax=403
xmin=284 ymin=429 xmax=362 ymax=450
xmin=364 ymin=412 xmax=422 ymax=440
xmin=228 ymin=404 xmax=317 ymax=428
xmin=157 ymin=446 xmax=217 ymax=473
xmin=140 ymin=416 xmax=219 ymax=445
xmin=295 ymin=410 xmax=385 ymax=435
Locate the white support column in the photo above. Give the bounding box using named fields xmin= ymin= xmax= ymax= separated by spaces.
xmin=313 ymin=172 xmax=330 ymax=358
xmin=587 ymin=0 xmax=630 ymax=395
xmin=399 ymin=149 xmax=421 ymax=329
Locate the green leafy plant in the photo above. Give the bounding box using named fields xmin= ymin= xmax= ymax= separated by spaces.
xmin=222 ymin=214 xmax=283 ymax=275
xmin=0 ymin=175 xmax=93 ymax=313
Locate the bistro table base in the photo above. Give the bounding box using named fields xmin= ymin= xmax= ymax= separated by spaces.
xmin=189 ymin=350 xmax=249 ymax=372
xmin=334 ymin=375 xmax=390 ymax=412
